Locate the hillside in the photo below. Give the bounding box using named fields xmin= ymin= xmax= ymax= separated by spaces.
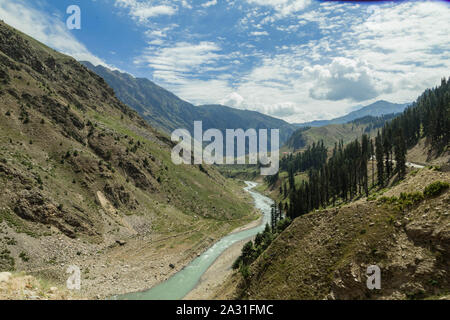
xmin=82 ymin=62 xmax=297 ymax=145
xmin=294 ymin=100 xmax=409 ymax=128
xmin=212 ymin=77 xmax=450 ymax=300
xmin=214 ymin=167 xmax=450 ymax=300
xmin=0 ymin=21 xmax=256 ymax=298
xmin=285 ymin=117 xmax=392 ymax=152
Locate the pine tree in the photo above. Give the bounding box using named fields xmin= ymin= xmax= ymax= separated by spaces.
xmin=370 ymin=139 xmax=375 ymax=188
xmin=375 ymin=132 xmax=384 ymax=186
xmin=394 ymin=130 xmax=407 ymax=179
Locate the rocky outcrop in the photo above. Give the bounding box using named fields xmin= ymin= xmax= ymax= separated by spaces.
xmin=13 ymin=190 xmax=96 ymax=238
xmin=103 ymin=183 xmax=138 ymax=210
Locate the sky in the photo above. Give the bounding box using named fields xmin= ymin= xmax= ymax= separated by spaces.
xmin=0 ymin=0 xmax=449 ymax=123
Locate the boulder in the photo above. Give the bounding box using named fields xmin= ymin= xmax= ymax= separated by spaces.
xmin=0 ymin=272 xmax=12 ymax=283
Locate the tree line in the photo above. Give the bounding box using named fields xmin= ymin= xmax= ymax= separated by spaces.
xmin=283 ymin=76 xmax=449 ymax=220
xmin=280 ymin=140 xmax=328 ymax=173
xmin=233 ymin=76 xmax=449 ymax=276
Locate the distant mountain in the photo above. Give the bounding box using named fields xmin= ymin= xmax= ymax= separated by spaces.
xmin=81 ymin=62 xmax=296 ymax=145
xmin=81 ymin=61 xmax=199 ymax=134
xmin=196 ymin=104 xmax=296 ymax=144
xmin=285 ymin=112 xmax=402 ymax=151
xmin=294 ymin=100 xmax=410 ymax=128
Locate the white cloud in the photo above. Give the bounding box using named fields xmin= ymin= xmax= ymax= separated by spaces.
xmin=246 ymin=0 xmax=311 ymax=18
xmin=115 ymin=0 xmax=177 ymax=22
xmin=181 ymin=0 xmax=192 ymax=9
xmin=250 ymin=31 xmax=269 ymax=36
xmin=0 ymin=0 xmax=109 ymax=67
xmin=202 ymin=0 xmax=217 ymax=8
xmin=216 ymin=1 xmax=450 ymax=122
xmin=136 ymin=41 xmax=223 ymax=74
xmin=341 ymin=1 xmax=450 ymax=103
xmin=131 ymin=1 xmax=450 ymax=123
xmin=306 ymin=57 xmax=392 ymax=102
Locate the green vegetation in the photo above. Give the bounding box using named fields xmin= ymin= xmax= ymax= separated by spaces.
xmin=424 ymin=181 xmax=449 ymax=198
xmin=19 ymin=251 xmax=30 ymax=262
xmin=233 ymin=224 xmax=273 ymax=271
xmin=378 ymin=191 xmax=424 ymax=211
xmin=377 ymin=181 xmax=450 ymax=211
xmin=0 ymin=248 xmax=15 ymax=271
xmin=233 ymin=215 xmax=291 ymax=277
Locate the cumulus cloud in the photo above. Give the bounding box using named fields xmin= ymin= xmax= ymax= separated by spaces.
xmin=219 ymin=92 xmax=246 ymax=108
xmin=0 ymin=0 xmax=109 ymax=67
xmin=306 ymin=58 xmax=392 ymax=102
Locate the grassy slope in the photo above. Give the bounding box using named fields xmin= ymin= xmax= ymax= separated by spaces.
xmin=285 ymin=122 xmax=378 ymax=153
xmin=216 ymin=167 xmax=449 ymax=300
xmin=0 ymin=21 xmax=255 ymax=285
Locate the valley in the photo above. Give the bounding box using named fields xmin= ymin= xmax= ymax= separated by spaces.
xmin=0 ymin=9 xmax=448 ymax=302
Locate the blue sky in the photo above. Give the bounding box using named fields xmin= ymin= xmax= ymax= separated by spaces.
xmin=0 ymin=0 xmax=449 ymax=123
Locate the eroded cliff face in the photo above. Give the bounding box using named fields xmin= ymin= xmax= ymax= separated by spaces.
xmin=0 ymin=21 xmax=255 ymax=298
xmin=228 ymin=168 xmax=449 ymax=300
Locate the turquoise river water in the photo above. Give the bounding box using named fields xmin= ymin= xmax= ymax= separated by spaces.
xmin=115 ymin=181 xmax=273 ymax=300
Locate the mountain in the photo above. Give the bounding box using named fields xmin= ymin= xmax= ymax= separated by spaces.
xmin=285 ymin=113 xmax=400 ymax=151
xmin=294 ymin=100 xmax=410 ymax=128
xmin=196 ymin=104 xmax=296 ymax=144
xmin=81 ymin=62 xmax=297 ymax=145
xmin=0 ymin=21 xmax=255 ymax=297
xmin=80 ymin=61 xmax=199 ymax=134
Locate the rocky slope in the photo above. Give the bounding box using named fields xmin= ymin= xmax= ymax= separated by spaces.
xmin=214 ymin=166 xmax=449 ymax=300
xmin=0 ymin=21 xmax=256 ymax=298
xmin=0 ymin=271 xmax=79 ymax=300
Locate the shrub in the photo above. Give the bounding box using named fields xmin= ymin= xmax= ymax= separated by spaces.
xmin=424 ymin=181 xmax=449 ymax=198
xmin=275 ymin=217 xmax=291 ymax=234
xmin=239 ymin=263 xmax=251 ymax=279
xmin=19 ymin=251 xmax=29 ymax=262
xmin=232 ymin=256 xmax=242 ymax=270
xmin=399 ymin=192 xmax=424 ymax=205
xmin=379 ymin=192 xmax=424 ymax=211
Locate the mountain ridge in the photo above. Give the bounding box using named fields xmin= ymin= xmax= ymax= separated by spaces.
xmin=81 ymin=62 xmax=297 ymax=145
xmin=294 ymin=100 xmax=410 ymax=128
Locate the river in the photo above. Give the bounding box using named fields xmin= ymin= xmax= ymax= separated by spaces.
xmin=115 ymin=181 xmax=273 ymax=300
